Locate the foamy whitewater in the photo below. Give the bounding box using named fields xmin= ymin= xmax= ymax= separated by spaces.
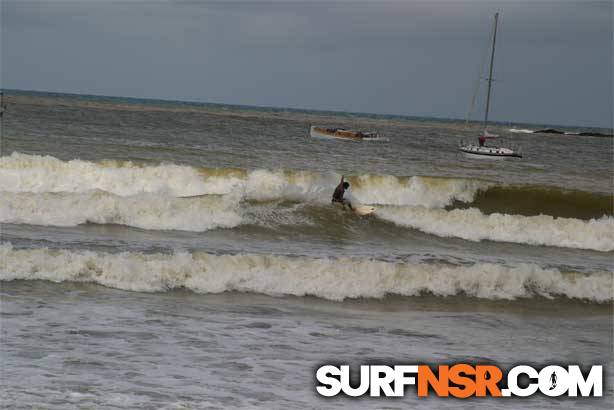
xmin=0 ymin=152 xmax=487 ymax=206
xmin=1 ymin=153 xmax=612 ymax=251
xmin=1 ymin=244 xmax=610 ymax=302
xmin=1 ymin=92 xmax=612 ymax=410
xmin=377 ymin=206 xmax=614 ymax=251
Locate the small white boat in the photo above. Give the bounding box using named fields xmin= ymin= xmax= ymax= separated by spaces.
xmin=310 ymin=126 xmax=387 ymax=142
xmin=459 ymin=13 xmax=522 ymax=160
xmin=459 ymin=142 xmax=522 ymax=159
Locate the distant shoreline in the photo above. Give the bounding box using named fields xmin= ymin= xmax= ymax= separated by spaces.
xmin=2 ymin=88 xmax=612 ymax=135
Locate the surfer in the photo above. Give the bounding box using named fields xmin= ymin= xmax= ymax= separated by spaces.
xmin=332 ymin=175 xmax=352 ymax=210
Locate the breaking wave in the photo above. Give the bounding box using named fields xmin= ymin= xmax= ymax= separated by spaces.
xmin=0 ymin=152 xmax=490 ymax=208
xmin=0 ymin=244 xmax=611 ymax=302
xmin=1 ymin=153 xmax=611 ymax=250
xmin=0 ymin=191 xmax=241 ymax=232
xmin=2 ymin=152 xmax=611 ymax=216
xmin=376 ymin=206 xmax=614 ymax=252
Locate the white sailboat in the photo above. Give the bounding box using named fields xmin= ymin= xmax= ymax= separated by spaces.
xmin=459 ymin=12 xmax=522 ymax=159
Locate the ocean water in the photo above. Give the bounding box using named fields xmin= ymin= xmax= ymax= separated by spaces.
xmin=1 ymin=91 xmax=612 ymax=409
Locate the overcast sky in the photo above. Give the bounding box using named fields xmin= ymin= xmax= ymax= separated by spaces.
xmin=1 ymin=0 xmax=612 ymax=127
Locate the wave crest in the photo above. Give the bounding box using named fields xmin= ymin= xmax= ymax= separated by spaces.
xmin=376 ymin=206 xmax=614 ymax=252
xmin=0 ymin=244 xmax=610 ymax=302
xmin=1 ymin=153 xmax=611 ymax=250
xmin=0 ymin=191 xmax=241 ymax=231
xmin=0 ymin=152 xmax=487 ymax=208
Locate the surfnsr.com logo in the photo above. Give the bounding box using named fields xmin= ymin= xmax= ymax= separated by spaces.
xmin=316 ymin=364 xmax=603 ymax=398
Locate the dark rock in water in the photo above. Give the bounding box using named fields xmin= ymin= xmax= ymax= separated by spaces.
xmin=534 ymin=128 xmax=564 ymax=134
xmin=533 ymin=128 xmax=613 ymax=137
xmin=578 ymin=132 xmax=614 ymax=137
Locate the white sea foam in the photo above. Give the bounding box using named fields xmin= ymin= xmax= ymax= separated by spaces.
xmin=509 ymin=128 xmax=534 ymax=134
xmin=1 ymin=244 xmax=610 ymax=302
xmin=376 ymin=206 xmax=614 ymax=252
xmin=0 ymin=153 xmax=487 ymax=208
xmin=2 ymin=153 xmax=610 ymax=251
xmin=0 ymin=152 xmax=220 ymax=197
xmin=350 ymin=174 xmax=487 ymax=207
xmin=0 ymin=191 xmax=241 ymax=231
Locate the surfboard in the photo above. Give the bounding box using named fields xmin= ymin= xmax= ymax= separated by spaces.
xmin=353 ymin=204 xmax=376 ymax=216
xmin=332 ymin=201 xmax=375 ymax=216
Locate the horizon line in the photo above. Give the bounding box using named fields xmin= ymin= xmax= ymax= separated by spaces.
xmin=2 ymin=88 xmax=611 ymax=131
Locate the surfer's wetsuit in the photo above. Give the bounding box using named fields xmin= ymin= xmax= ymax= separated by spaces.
xmin=332 ymin=184 xmax=345 ymax=203
xmin=332 ymin=177 xmax=352 ymax=209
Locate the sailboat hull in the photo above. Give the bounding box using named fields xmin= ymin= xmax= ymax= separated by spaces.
xmin=459 ymin=145 xmax=522 ymax=158
xmin=310 ymin=126 xmax=386 ymax=142
xmin=310 ymin=126 xmax=361 ymax=141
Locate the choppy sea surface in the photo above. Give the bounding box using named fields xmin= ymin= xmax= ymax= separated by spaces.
xmin=1 ymin=91 xmax=612 ymax=409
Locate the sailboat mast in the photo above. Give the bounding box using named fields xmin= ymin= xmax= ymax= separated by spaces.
xmin=0 ymin=91 xmax=4 ymax=146
xmin=483 ymin=12 xmax=499 ymax=129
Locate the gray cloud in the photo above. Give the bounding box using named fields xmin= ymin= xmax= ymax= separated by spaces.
xmin=1 ymin=0 xmax=612 ymax=127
